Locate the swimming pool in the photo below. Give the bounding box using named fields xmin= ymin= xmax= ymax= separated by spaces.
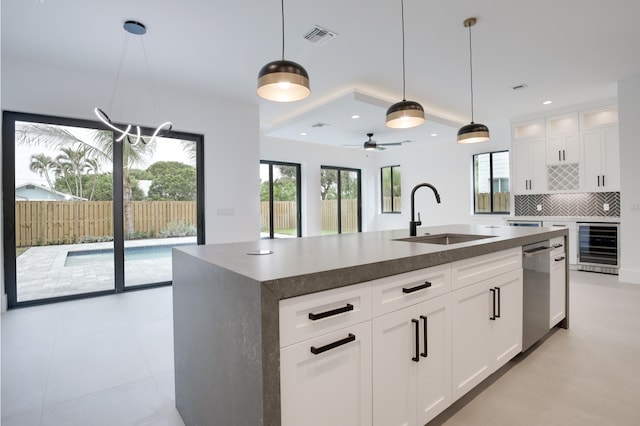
xmin=64 ymin=243 xmax=195 ymax=267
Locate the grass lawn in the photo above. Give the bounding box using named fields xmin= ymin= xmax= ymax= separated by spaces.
xmin=16 ymin=247 xmax=29 ymax=257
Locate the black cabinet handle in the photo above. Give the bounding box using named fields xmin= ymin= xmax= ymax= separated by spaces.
xmin=420 ymin=315 xmax=428 ymax=358
xmin=495 ymin=287 xmax=501 ymax=319
xmin=555 ymin=256 xmax=566 ymax=262
xmin=553 ymin=243 xmax=563 ymax=249
xmin=308 ymin=303 xmax=354 ymax=321
xmin=489 ymin=288 xmax=496 ymax=320
xmin=310 ymin=333 xmax=356 ymax=355
xmin=602 ymin=175 xmax=605 ymax=186
xmin=412 ymin=319 xmax=419 ymax=362
xmin=402 ymin=281 xmax=432 ymax=294
xmin=563 ymin=150 xmax=566 ymax=161
xmin=558 ymin=150 xmax=561 ymax=161
xmin=597 ymin=175 xmax=601 ymax=187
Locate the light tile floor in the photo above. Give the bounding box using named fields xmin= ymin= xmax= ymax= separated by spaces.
xmin=2 ymin=271 xmax=639 ymax=425
xmin=1 ymin=287 xmax=183 ymax=425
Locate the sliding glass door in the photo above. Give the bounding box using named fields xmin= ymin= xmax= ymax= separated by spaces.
xmin=320 ymin=166 xmax=361 ymax=235
xmin=260 ymin=161 xmax=301 ymax=238
xmin=3 ymin=111 xmax=204 ymax=307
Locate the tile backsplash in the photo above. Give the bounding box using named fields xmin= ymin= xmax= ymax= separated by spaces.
xmin=514 ymin=192 xmax=620 ymax=217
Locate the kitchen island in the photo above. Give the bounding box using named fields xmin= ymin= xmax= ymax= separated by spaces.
xmin=172 ymin=224 xmax=568 ymax=426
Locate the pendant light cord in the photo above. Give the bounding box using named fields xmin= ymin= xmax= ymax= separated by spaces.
xmin=281 ymin=0 xmax=285 ymax=60
xmin=400 ymin=0 xmax=406 ymax=101
xmin=468 ymin=22 xmax=475 ymax=122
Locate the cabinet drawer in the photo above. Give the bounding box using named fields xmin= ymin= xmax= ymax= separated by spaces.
xmin=371 ymin=264 xmax=451 ymax=317
xmin=451 ymin=248 xmax=522 ymax=290
xmin=280 ymin=283 xmax=371 ymax=348
xmin=550 ymin=236 xmax=565 ymax=257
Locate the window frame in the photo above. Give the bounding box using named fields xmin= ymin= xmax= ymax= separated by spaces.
xmin=472 ymin=150 xmax=510 ymax=215
xmin=320 ymin=165 xmax=362 ymax=234
xmin=381 ymin=165 xmax=401 ymax=214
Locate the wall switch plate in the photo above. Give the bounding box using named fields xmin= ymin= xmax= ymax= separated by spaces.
xmin=536 ymin=204 xmax=542 ymax=211
xmin=603 ymin=203 xmax=610 ymax=211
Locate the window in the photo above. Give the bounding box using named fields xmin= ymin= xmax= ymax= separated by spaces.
xmin=381 ymin=165 xmax=401 ymax=213
xmin=320 ymin=166 xmax=361 ymax=234
xmin=260 ymin=160 xmax=301 ymax=238
xmin=3 ymin=111 xmax=204 ymax=307
xmin=473 ymin=151 xmax=510 ymax=214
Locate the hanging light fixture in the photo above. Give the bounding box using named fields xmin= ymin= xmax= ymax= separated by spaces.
xmin=257 ymin=0 xmax=310 ymax=102
xmin=386 ymin=0 xmax=425 ymax=129
xmin=457 ymin=17 xmax=490 ymax=143
xmin=94 ymin=20 xmax=172 ymax=145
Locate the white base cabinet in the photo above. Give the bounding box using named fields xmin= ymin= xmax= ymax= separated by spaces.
xmin=280 ymin=321 xmax=372 ymax=426
xmin=372 ymin=293 xmax=451 ymax=426
xmin=451 ymin=269 xmax=523 ymax=401
xmin=549 ymin=247 xmax=567 ymax=328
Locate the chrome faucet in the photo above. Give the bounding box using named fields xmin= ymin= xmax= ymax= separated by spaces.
xmin=410 ymin=183 xmax=441 ymax=236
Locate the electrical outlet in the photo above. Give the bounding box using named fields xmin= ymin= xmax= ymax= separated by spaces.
xmin=631 ymin=203 xmax=640 ymax=212
xmin=603 ymin=203 xmax=610 ymax=211
xmin=536 ymin=204 xmax=542 ymax=211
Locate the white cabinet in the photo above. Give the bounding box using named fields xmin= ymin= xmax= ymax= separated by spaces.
xmin=512 ymin=138 xmax=546 ymax=194
xmin=580 ymin=127 xmax=620 ymax=192
xmin=280 ymin=322 xmax=372 ymax=426
xmin=451 ymin=269 xmax=523 ymax=401
xmin=372 ymin=293 xmax=451 ymax=426
xmin=543 ymin=221 xmax=576 ymax=266
xmin=545 ymin=113 xmax=580 ymax=165
xmin=549 ymin=238 xmax=566 ymax=328
xmin=280 ymin=284 xmax=372 ymax=426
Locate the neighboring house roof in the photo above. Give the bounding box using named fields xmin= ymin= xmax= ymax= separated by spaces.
xmin=15 ymin=182 xmax=87 ymax=201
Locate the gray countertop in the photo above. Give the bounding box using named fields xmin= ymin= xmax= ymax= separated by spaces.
xmin=176 ymin=224 xmax=567 ymax=299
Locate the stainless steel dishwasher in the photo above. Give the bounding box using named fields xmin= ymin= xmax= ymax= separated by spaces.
xmin=522 ymin=240 xmax=552 ymax=351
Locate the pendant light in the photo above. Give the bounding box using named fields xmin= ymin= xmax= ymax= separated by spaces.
xmin=94 ymin=20 xmax=173 ymax=145
xmin=257 ymin=0 xmax=310 ymax=102
xmin=457 ymin=17 xmax=490 ymax=143
xmin=386 ymin=0 xmax=425 ymax=129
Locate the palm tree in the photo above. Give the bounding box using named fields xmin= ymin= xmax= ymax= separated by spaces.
xmin=85 ymin=158 xmax=100 ymax=201
xmin=17 ymin=123 xmax=156 ymax=235
xmin=29 ymin=154 xmax=57 ymax=197
xmin=56 ymin=147 xmax=91 ymax=199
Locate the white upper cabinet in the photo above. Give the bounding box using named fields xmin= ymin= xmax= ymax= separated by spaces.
xmin=581 ymin=127 xmax=620 ymax=192
xmin=545 ymin=113 xmax=580 ymax=165
xmin=512 ymin=138 xmax=546 ymax=194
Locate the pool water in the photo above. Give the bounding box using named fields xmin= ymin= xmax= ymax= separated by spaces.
xmin=64 ymin=243 xmax=195 ymax=267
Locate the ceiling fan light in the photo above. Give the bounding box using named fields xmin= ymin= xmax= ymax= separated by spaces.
xmin=385 ymin=100 xmax=426 ymax=129
xmin=257 ymin=60 xmax=310 ymax=102
xmin=457 ymin=121 xmax=490 ymax=143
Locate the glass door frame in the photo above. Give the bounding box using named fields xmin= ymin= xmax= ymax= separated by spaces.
xmin=2 ymin=111 xmax=205 ymax=308
xmin=260 ymin=160 xmax=302 ymax=238
xmin=320 ymin=165 xmax=362 ymax=234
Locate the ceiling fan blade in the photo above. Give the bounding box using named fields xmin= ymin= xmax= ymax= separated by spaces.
xmin=376 ymin=146 xmax=387 ymax=151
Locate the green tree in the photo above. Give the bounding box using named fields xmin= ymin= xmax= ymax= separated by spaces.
xmin=29 ymin=153 xmax=58 ymax=197
xmin=147 ymin=161 xmax=196 ymax=201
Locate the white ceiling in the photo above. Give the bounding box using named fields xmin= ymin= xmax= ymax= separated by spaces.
xmin=3 ymin=0 xmax=640 ymax=148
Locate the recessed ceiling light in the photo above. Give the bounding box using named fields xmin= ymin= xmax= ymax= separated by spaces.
xmin=351 ymin=114 xmax=360 ymax=119
xmin=542 ymin=100 xmax=553 ymax=105
xmin=430 ymin=133 xmax=438 ymax=137
xmin=300 ymin=132 xmax=307 ymax=136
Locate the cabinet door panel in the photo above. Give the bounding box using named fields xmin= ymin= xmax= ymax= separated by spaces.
xmin=451 ymin=281 xmax=492 ymax=401
xmin=491 ymin=269 xmax=523 ymax=369
xmin=581 ymin=130 xmax=604 ymax=191
xmin=550 ymin=256 xmax=566 ymax=328
xmin=416 ymin=296 xmax=452 ymax=425
xmin=602 ymin=127 xmax=620 ymax=189
xmin=372 ymin=306 xmax=419 ymax=426
xmin=281 ymin=321 xmax=372 ymax=426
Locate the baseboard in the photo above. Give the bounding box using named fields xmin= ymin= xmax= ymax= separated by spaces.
xmin=618 ymin=268 xmax=640 ymax=285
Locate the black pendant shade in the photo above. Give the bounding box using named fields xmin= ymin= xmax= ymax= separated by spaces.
xmin=386 ymin=100 xmax=425 ymax=129
xmin=257 ymin=59 xmax=310 ymax=102
xmin=457 ymin=121 xmax=490 ymax=143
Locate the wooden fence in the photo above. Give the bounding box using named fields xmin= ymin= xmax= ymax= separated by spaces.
xmin=260 ymin=200 xmax=360 ymax=233
xmin=15 ymin=200 xmax=196 ymax=247
xmin=475 ymin=192 xmax=510 ymax=212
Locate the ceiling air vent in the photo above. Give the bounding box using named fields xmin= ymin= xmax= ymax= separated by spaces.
xmin=512 ymin=83 xmax=529 ymax=91
xmin=303 ymin=25 xmax=337 ymax=46
xmin=311 ymin=122 xmax=330 ymax=128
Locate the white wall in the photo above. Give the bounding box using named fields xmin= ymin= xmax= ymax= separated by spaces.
xmin=1 ymin=56 xmax=260 ymax=248
xmin=261 ymin=118 xmax=512 ymax=236
xmin=617 ymin=72 xmax=640 ymax=284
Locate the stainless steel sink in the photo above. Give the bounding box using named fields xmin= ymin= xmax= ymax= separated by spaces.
xmin=393 ymin=233 xmax=495 ymax=245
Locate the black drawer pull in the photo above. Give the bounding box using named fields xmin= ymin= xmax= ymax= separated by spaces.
xmin=308 ymin=303 xmax=354 ymax=321
xmin=553 ymin=243 xmax=563 ymax=249
xmin=420 ymin=315 xmax=428 ymax=358
xmin=412 ymin=319 xmax=419 ymax=362
xmin=310 ymin=333 xmax=356 ymax=355
xmin=402 ymin=281 xmax=432 ymax=294
xmin=555 ymin=256 xmax=565 ymax=262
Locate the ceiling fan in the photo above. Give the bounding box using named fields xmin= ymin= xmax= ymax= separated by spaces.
xmin=346 ymin=133 xmax=411 ymax=151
